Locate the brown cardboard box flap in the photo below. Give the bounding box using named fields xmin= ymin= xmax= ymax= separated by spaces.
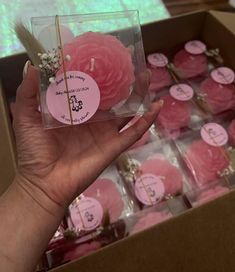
xmin=209 ymin=10 xmax=235 ymax=35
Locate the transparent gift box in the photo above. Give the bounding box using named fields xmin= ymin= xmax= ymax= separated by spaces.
xmin=189 ymin=66 xmax=235 ymax=115
xmin=174 ymin=114 xmax=235 ymax=189
xmin=66 ymin=165 xmax=138 ymax=237
xmin=117 ymin=141 xmax=191 ymax=209
xmin=23 ymin=11 xmax=150 ymax=129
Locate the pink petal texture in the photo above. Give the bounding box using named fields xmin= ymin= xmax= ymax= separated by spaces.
xmin=139 ymin=158 xmax=183 ymax=196
xmin=63 ymin=241 xmax=102 ymax=262
xmin=147 ymin=64 xmax=173 ymax=92
xmin=200 ymin=78 xmax=235 ymax=114
xmin=59 ymin=32 xmax=135 ymax=110
xmin=84 ymin=178 xmax=124 ymax=223
xmin=228 ymin=119 xmax=235 ymax=146
xmin=196 ymin=186 xmax=229 ymax=206
xmin=130 ymin=211 xmax=172 ymax=235
xmin=185 ymin=140 xmax=229 ymax=186
xmin=173 ymin=49 xmax=208 ymax=79
xmin=155 ymin=95 xmax=191 ymax=132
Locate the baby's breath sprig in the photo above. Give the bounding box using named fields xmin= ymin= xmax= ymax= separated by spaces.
xmin=38 ymin=48 xmax=61 ymax=83
xmin=38 ymin=48 xmax=71 ymax=83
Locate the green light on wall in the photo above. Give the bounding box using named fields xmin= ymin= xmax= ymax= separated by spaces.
xmin=0 ymin=0 xmax=169 ymax=58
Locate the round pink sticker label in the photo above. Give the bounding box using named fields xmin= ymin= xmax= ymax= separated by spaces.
xmin=69 ymin=197 xmax=103 ymax=231
xmin=201 ymin=123 xmax=228 ymax=147
xmin=46 ymin=71 xmax=100 ymax=125
xmin=170 ymin=83 xmax=194 ymax=101
xmin=211 ymin=67 xmax=235 ymax=85
xmin=147 ymin=53 xmax=168 ymax=68
xmin=185 ymin=40 xmax=207 ymax=55
xmin=134 ymin=174 xmax=165 ymax=206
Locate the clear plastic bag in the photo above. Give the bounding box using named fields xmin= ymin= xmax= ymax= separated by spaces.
xmin=117 ymin=141 xmax=191 ymax=209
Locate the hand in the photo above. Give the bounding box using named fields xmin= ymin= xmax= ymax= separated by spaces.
xmin=13 ymin=62 xmax=162 ymax=214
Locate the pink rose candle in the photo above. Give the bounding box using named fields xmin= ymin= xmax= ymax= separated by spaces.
xmin=173 ymin=49 xmax=208 ymax=79
xmin=199 ymin=78 xmax=235 ymax=114
xmin=139 ymin=158 xmax=183 ymax=197
xmin=155 ymin=95 xmax=191 ymax=136
xmin=185 ymin=140 xmax=229 ymax=186
xmin=83 ymin=178 xmax=124 ymax=223
xmin=147 ymin=63 xmax=173 ymax=93
xmin=60 ymin=32 xmax=135 ymax=110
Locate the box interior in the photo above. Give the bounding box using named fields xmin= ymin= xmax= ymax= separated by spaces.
xmin=1 ymin=10 xmax=235 ymax=272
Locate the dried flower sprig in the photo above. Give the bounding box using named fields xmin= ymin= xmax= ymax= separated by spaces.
xmin=15 ymin=22 xmax=71 ymax=83
xmin=15 ymin=22 xmax=46 ymax=67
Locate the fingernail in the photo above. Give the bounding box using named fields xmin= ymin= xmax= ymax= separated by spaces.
xmin=23 ymin=60 xmax=31 ymax=78
xmin=158 ymin=99 xmax=164 ymax=107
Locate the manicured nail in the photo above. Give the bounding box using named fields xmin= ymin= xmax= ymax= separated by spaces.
xmin=23 ymin=60 xmax=31 ymax=78
xmin=158 ymin=99 xmax=164 ymax=107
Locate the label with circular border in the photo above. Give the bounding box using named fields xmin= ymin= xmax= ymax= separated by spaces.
xmin=185 ymin=40 xmax=207 ymax=55
xmin=46 ymin=71 xmax=100 ymax=125
xmin=147 ymin=53 xmax=168 ymax=68
xmin=211 ymin=67 xmax=235 ymax=85
xmin=134 ymin=174 xmax=165 ymax=206
xmin=69 ymin=197 xmax=103 ymax=231
xmin=201 ymin=123 xmax=228 ymax=147
xmin=170 ymin=83 xmax=194 ymax=101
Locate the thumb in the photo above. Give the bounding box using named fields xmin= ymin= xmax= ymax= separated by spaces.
xmin=15 ymin=62 xmax=39 ymax=119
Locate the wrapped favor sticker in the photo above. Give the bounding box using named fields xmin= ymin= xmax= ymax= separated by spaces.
xmin=147 ymin=53 xmax=168 ymax=68
xmin=169 ymin=83 xmax=194 ymax=101
xmin=46 ymin=71 xmax=100 ymax=125
xmin=69 ymin=197 xmax=103 ymax=232
xmin=211 ymin=67 xmax=235 ymax=85
xmin=185 ymin=40 xmax=207 ymax=55
xmin=201 ymin=123 xmax=228 ymax=147
xmin=134 ymin=174 xmax=165 ymax=205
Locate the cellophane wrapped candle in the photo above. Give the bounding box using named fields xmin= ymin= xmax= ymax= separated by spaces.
xmin=42 ymin=218 xmax=127 ymax=270
xmin=175 ymin=117 xmax=235 ymax=188
xmin=153 ymin=85 xmax=207 ymax=139
xmin=190 ymin=66 xmax=235 ymax=115
xmin=146 ymin=53 xmax=173 ymax=94
xmin=66 ymin=165 xmax=138 ymax=236
xmin=172 ymin=40 xmax=209 ymax=79
xmin=117 ymin=141 xmax=191 ymax=209
xmin=31 ymin=11 xmax=149 ymax=129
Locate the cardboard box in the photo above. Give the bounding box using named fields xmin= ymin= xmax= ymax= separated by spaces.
xmin=1 ymin=10 xmax=235 ymax=272
xmin=0 ymin=82 xmax=16 ymax=194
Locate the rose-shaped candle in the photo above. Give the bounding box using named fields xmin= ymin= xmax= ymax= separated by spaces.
xmin=199 ymin=78 xmax=235 ymax=114
xmin=60 ymin=32 xmax=135 ymax=110
xmin=173 ymin=49 xmax=208 ymax=79
xmin=185 ymin=140 xmax=229 ymax=186
xmin=139 ymin=158 xmax=183 ymax=197
xmin=147 ymin=64 xmax=173 ymax=93
xmin=84 ymin=178 xmax=124 ymax=223
xmin=228 ymin=119 xmax=235 ymax=146
xmin=155 ymin=95 xmax=191 ymax=136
